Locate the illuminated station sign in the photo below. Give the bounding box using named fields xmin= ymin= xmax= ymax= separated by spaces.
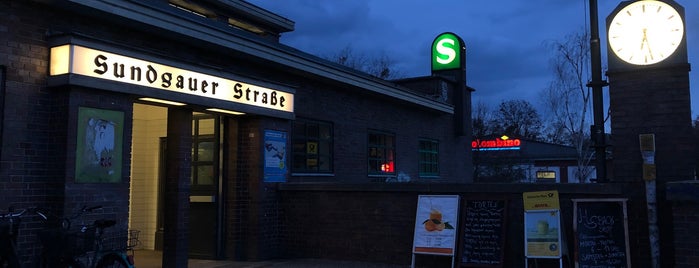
xmin=431 ymin=32 xmax=464 ymax=71
xmin=471 ymin=136 xmax=521 ymax=151
xmin=49 ymin=44 xmax=294 ymax=113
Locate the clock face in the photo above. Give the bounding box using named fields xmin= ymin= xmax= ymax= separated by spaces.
xmin=608 ymin=0 xmax=684 ymax=65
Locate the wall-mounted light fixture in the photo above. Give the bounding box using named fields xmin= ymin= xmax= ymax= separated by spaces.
xmin=138 ymin=97 xmax=186 ymax=106
xmin=206 ymin=108 xmax=244 ymax=115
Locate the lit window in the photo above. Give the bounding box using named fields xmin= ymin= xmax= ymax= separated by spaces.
xmin=368 ymin=131 xmax=395 ymax=175
xmin=419 ymin=139 xmax=439 ymax=177
xmin=536 ymin=171 xmax=556 ymax=181
xmin=291 ymin=119 xmax=333 ymax=173
xmin=169 ymin=1 xmax=214 ymax=18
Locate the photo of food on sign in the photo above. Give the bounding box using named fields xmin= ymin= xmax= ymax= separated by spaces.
xmin=422 ymin=208 xmax=455 ymax=232
xmin=526 ymin=211 xmax=559 ymax=242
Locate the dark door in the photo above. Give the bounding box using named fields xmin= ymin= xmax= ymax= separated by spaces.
xmin=155 ymin=113 xmax=222 ymax=259
xmin=189 ymin=114 xmax=221 ymax=259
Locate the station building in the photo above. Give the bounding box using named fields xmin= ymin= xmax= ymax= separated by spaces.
xmin=0 ymin=0 xmax=472 ymax=265
xmin=472 ymin=136 xmax=597 ymax=183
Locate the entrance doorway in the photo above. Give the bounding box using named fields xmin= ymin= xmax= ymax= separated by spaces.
xmin=187 ymin=114 xmax=222 ymax=258
xmin=129 ymin=104 xmax=226 ymax=259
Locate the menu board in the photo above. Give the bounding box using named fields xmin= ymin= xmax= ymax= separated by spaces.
xmin=460 ymin=199 xmax=507 ymax=267
xmin=574 ymin=199 xmax=630 ymax=268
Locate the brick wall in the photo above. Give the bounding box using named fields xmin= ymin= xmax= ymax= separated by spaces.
xmin=671 ymin=202 xmax=699 ymax=267
xmin=668 ymin=181 xmax=699 ymax=267
xmin=292 ymin=79 xmax=470 ymax=184
xmin=1 ymin=1 xmax=139 ymax=265
xmin=281 ymin=189 xmax=417 ymax=263
xmin=608 ymin=65 xmax=693 ymax=267
xmin=608 ymin=66 xmax=693 ymax=183
xmin=278 ymin=183 xmax=651 ymax=267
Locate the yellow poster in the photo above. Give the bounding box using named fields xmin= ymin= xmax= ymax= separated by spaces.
xmin=525 ymin=210 xmax=561 ymax=258
xmin=522 ymin=190 xmax=560 ymax=210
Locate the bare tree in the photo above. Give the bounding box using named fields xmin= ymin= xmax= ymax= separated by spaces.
xmin=472 ymin=100 xmax=542 ymax=182
xmin=471 ymin=101 xmax=493 ymax=181
xmin=493 ymin=99 xmax=543 ymax=140
xmin=333 ymin=46 xmax=367 ymax=70
xmin=328 ymin=45 xmax=402 ymax=79
xmin=540 ymin=30 xmax=595 ymax=183
xmin=472 ymin=101 xmax=495 ymax=139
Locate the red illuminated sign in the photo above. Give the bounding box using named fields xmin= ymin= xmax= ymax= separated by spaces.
xmin=471 ymin=137 xmax=521 ymax=150
xmin=381 ymin=162 xmax=395 ymax=172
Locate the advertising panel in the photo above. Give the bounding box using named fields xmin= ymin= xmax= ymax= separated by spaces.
xmin=263 ymin=130 xmax=287 ymax=182
xmin=524 ymin=210 xmax=561 ymax=258
xmin=412 ymin=195 xmax=459 ymax=255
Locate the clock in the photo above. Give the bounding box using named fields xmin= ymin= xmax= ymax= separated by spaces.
xmin=608 ymin=0 xmax=684 ymax=65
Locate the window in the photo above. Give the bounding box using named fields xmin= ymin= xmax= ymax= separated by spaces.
xmin=191 ymin=114 xmax=218 ymax=187
xmin=368 ymin=131 xmax=395 ymax=175
xmin=419 ymin=139 xmax=439 ymax=177
xmin=291 ymin=119 xmax=333 ymax=173
xmin=536 ymin=171 xmax=556 ymax=182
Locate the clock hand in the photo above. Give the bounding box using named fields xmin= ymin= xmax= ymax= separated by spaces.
xmin=640 ymin=28 xmax=653 ymax=62
xmin=640 ymin=28 xmax=648 ymax=50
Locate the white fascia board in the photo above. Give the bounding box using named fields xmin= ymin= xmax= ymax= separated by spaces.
xmin=65 ymin=0 xmax=453 ymax=113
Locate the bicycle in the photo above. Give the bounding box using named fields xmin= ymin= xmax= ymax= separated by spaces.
xmin=36 ymin=205 xmax=135 ymax=268
xmin=0 ymin=207 xmax=27 ymax=268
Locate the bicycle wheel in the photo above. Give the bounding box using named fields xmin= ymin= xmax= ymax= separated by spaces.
xmin=2 ymin=259 xmax=21 ymax=268
xmin=0 ymin=252 xmax=21 ymax=268
xmin=55 ymin=258 xmax=82 ymax=268
xmin=38 ymin=255 xmax=82 ymax=268
xmin=96 ymin=254 xmax=129 ymax=268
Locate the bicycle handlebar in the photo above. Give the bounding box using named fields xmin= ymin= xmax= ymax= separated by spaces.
xmin=35 ymin=205 xmax=110 ymax=231
xmin=83 ymin=205 xmax=103 ymax=212
xmin=0 ymin=208 xmax=27 ymax=219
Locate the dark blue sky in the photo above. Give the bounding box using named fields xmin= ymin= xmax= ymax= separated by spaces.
xmin=248 ymin=0 xmax=699 ymax=118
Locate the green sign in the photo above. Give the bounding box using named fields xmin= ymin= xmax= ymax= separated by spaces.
xmin=431 ymin=32 xmax=464 ymax=71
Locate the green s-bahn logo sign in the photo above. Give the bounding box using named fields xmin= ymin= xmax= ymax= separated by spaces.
xmin=431 ymin=32 xmax=464 ymax=71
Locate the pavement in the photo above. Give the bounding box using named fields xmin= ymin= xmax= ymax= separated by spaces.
xmin=135 ymin=250 xmax=409 ymax=268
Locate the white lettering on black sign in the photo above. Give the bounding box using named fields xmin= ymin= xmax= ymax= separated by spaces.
xmin=461 ymin=200 xmax=506 ymax=266
xmin=576 ymin=201 xmax=629 ymax=268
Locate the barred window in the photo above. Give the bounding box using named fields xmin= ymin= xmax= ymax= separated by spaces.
xmin=368 ymin=131 xmax=395 ymax=175
xmin=291 ymin=119 xmax=333 ymax=173
xmin=419 ymin=139 xmax=439 ymax=177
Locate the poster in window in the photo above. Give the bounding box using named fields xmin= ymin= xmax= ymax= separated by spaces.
xmin=264 ymin=129 xmax=287 ymax=182
xmin=75 ymin=107 xmax=124 ymax=183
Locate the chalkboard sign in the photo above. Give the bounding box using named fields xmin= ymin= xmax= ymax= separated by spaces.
xmin=459 ymin=199 xmax=507 ymax=267
xmin=573 ymin=199 xmax=631 ymax=268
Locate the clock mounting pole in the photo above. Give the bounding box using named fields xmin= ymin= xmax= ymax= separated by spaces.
xmin=587 ymin=0 xmax=608 ymax=183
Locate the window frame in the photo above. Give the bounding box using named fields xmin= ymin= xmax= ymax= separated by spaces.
xmin=418 ymin=138 xmax=440 ymax=178
xmin=190 ymin=114 xmax=219 ymax=192
xmin=291 ymin=118 xmax=334 ymax=175
xmin=367 ymin=130 xmax=396 ymax=176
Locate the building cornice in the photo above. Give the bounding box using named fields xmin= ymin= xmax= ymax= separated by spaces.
xmin=53 ymin=0 xmax=453 ymax=113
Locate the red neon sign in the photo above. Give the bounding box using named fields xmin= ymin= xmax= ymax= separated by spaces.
xmin=381 ymin=162 xmax=394 ymax=172
xmin=471 ymin=138 xmax=521 ymax=149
